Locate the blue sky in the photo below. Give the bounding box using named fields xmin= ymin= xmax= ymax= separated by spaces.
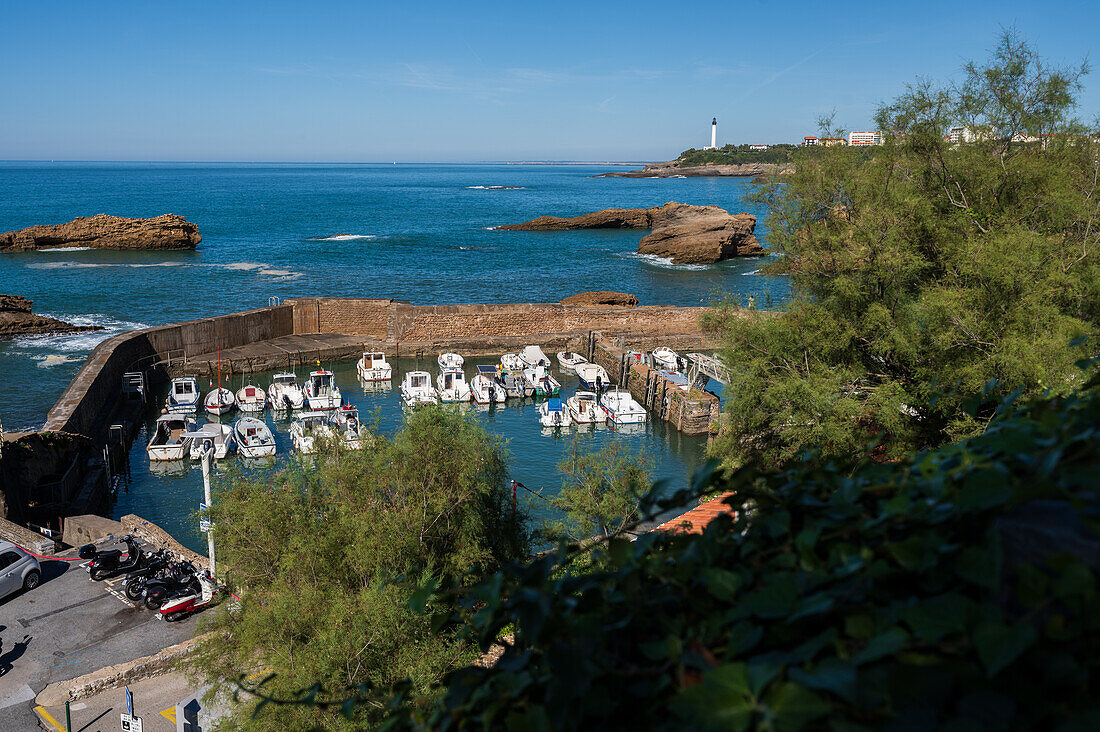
xmin=2 ymin=1 xmax=1098 ymax=162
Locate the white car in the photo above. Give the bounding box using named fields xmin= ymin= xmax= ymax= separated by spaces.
xmin=0 ymin=541 xmax=41 ymax=600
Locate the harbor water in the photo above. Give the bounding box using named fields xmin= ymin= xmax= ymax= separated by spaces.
xmin=0 ymin=163 xmax=788 ymax=549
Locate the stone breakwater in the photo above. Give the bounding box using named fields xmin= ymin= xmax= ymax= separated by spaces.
xmin=0 ymin=213 xmax=201 ymax=251
xmin=499 ymin=202 xmax=763 ymax=265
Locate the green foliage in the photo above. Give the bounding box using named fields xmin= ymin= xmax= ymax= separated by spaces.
xmin=545 ymin=439 xmax=655 ymax=541
xmin=384 ymin=376 xmax=1100 ymax=731
xmin=706 ymin=29 xmax=1099 ymax=467
xmin=189 ymin=407 xmax=528 ymax=730
xmin=677 ymin=143 xmax=798 ymax=167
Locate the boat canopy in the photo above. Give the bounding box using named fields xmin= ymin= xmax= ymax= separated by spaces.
xmin=547 ymin=398 xmax=563 ymax=412
xmin=477 ymin=365 xmax=499 ymax=374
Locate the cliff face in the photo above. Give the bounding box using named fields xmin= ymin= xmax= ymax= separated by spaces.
xmin=0 ymin=295 xmax=102 ymax=338
xmin=0 ymin=214 xmax=201 ymax=251
xmin=500 ymin=202 xmax=763 ymax=265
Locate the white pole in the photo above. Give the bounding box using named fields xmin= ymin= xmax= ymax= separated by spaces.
xmin=201 ymin=440 xmax=216 ymax=576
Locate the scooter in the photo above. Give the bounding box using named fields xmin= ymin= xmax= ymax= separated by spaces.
xmin=143 ymin=562 xmax=200 ymax=610
xmin=159 ymin=570 xmax=220 ymax=622
xmin=121 ymin=549 xmax=173 ymax=601
xmin=79 ymin=535 xmax=147 ymax=581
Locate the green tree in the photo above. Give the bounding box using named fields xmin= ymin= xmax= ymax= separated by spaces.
xmin=190 ymin=407 xmax=528 ymax=730
xmin=547 ymin=440 xmax=654 ymax=542
xmin=384 ymin=371 xmax=1100 ymax=731
xmin=706 ymin=29 xmax=1099 ymax=467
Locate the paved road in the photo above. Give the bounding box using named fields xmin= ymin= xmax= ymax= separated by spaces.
xmin=36 ymin=671 xmax=194 ymax=732
xmin=0 ymin=548 xmax=197 ymax=730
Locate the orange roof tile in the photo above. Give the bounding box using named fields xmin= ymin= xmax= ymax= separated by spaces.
xmin=657 ymin=492 xmax=737 ymax=534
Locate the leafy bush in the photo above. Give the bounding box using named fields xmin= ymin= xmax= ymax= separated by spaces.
xmin=383 ymin=376 xmax=1100 ymax=731
xmin=677 ymin=144 xmax=798 ymax=167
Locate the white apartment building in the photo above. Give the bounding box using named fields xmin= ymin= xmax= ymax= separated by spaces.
xmin=749 ymin=144 xmax=769 ymax=151
xmin=947 ymin=125 xmax=996 ymax=144
xmin=848 ymin=131 xmax=884 ymax=146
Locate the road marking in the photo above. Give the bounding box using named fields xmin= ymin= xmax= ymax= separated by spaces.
xmin=34 ymin=706 xmax=66 ymax=732
xmin=70 ymin=702 xmax=87 ymax=711
xmin=161 ymin=706 xmax=177 ymax=723
xmin=16 ymin=592 xmax=114 ymax=627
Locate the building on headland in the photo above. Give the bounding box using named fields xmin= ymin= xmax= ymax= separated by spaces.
xmin=802 ymin=136 xmax=819 ymax=146
xmin=703 ymin=117 xmax=718 ymax=150
xmin=749 ymin=144 xmax=769 ymax=151
xmin=820 ymin=137 xmax=847 ymax=147
xmin=947 ymin=125 xmax=996 ymax=144
xmin=848 ymin=131 xmax=884 ymax=146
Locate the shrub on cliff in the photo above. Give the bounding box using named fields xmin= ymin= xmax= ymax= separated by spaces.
xmin=379 ymin=374 xmax=1100 ymax=731
xmin=189 ymin=407 xmax=528 ymax=731
xmin=706 ymin=29 xmax=1099 ymax=467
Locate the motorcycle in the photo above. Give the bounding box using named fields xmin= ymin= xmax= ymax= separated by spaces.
xmin=79 ymin=535 xmax=147 ymax=581
xmin=121 ymin=549 xmax=173 ymax=601
xmin=143 ymin=561 xmax=200 ymax=610
xmin=159 ymin=570 xmax=220 ymax=622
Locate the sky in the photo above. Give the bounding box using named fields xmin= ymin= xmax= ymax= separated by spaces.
xmin=2 ymin=0 xmax=1098 ymax=162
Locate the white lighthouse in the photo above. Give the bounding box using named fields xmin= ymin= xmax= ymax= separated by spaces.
xmin=705 ymin=117 xmax=718 ymax=150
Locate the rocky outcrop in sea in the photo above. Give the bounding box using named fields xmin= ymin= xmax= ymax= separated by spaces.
xmin=0 ymin=295 xmax=102 ymax=338
xmin=597 ymin=162 xmax=795 ymax=178
xmin=560 ymin=291 xmax=639 ymax=307
xmin=501 ymin=202 xmax=763 ymax=265
xmin=0 ymin=214 xmax=201 ymax=251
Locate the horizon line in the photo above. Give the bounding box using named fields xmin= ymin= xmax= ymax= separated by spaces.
xmin=0 ymin=159 xmax=657 ymax=166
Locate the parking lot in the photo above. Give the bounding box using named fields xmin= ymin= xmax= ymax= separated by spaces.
xmin=0 ymin=545 xmax=198 ymax=730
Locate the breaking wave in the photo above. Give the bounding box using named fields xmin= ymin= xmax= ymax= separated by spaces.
xmin=308 ymin=234 xmax=377 ymax=241
xmin=466 ymin=186 xmax=525 ymax=190
xmin=625 ymin=252 xmax=712 ymax=271
xmin=15 ymin=313 xmax=150 ymax=354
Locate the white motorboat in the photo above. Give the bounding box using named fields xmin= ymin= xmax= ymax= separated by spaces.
xmin=519 ymin=345 xmax=551 ymax=368
xmin=437 ymin=352 xmax=464 ymax=371
xmin=575 ymin=362 xmax=611 ymax=391
xmin=166 ymin=377 xmax=201 ymax=414
xmin=556 ymin=351 xmax=588 ymax=373
xmin=185 ymin=422 xmax=234 ymax=459
xmin=289 ymin=411 xmax=332 ymax=453
xmin=567 ymin=391 xmax=606 ymax=424
xmin=471 ymin=365 xmax=507 ymax=404
xmin=235 ymin=384 xmax=266 ymax=413
xmin=357 ymin=351 xmax=393 ymax=382
xmin=600 ymin=388 xmax=647 ymax=425
xmin=523 ymin=365 xmax=561 ymax=397
xmin=329 ymin=405 xmax=368 ymax=449
xmin=502 ymin=370 xmax=533 ymax=399
xmin=234 ymin=416 xmax=277 ymax=458
xmin=269 ymin=372 xmax=306 ymax=411
xmin=652 ymin=347 xmax=680 ymax=372
xmin=500 ymin=353 xmax=525 ymax=372
xmin=538 ymin=397 xmax=572 ymax=428
xmin=147 ymin=414 xmax=198 ymax=461
xmin=401 ymin=371 xmax=438 ymax=407
xmin=437 ymin=368 xmax=472 ymax=402
xmin=204 ymin=387 xmax=235 ymax=416
xmin=304 ymin=369 xmax=342 ymax=410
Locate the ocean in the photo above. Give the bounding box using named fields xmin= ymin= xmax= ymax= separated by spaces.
xmin=0 ymin=162 xmax=787 ymax=549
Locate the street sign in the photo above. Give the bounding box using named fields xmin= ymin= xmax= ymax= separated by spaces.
xmin=199 ymin=503 xmax=209 ymax=512
xmin=199 ymin=519 xmax=214 ymax=533
xmin=120 ymin=713 xmax=143 ymax=731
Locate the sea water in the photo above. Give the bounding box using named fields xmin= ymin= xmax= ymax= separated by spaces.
xmin=0 ymin=163 xmax=788 ymax=549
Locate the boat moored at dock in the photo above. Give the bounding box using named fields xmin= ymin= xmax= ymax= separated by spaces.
xmin=652 ymin=347 xmax=680 ymax=372
xmin=556 ymin=351 xmax=588 ymax=373
xmin=437 ymin=352 xmax=464 ymax=371
xmin=167 ymin=377 xmax=201 ymax=414
xmin=437 ymin=367 xmax=472 ymax=402
xmin=538 ymin=397 xmax=572 ymax=427
xmin=575 ymin=362 xmax=611 ymax=391
xmin=522 ymin=365 xmax=560 ymax=397
xmin=567 ymin=391 xmax=605 ymax=424
xmin=401 ymin=371 xmax=438 ymax=407
xmin=519 ymin=345 xmax=551 ymax=369
xmin=269 ymin=371 xmax=306 ymax=411
xmin=471 ymin=365 xmax=507 ymax=404
xmin=600 ymin=388 xmax=647 ymax=425
xmin=500 ymin=352 xmax=525 ymax=372
xmin=234 ymin=416 xmax=277 ymax=457
xmin=185 ymin=422 xmax=234 ymax=459
xmin=235 ymin=384 xmax=266 ymax=413
xmin=289 ymin=411 xmax=332 ymax=453
xmin=305 ymin=369 xmax=342 ymax=410
xmin=148 ymin=413 xmax=198 ymax=461
xmin=330 ymin=405 xmax=367 ymax=448
xmin=204 ymin=387 xmax=235 ymax=415
xmin=357 ymin=351 xmax=393 ymax=382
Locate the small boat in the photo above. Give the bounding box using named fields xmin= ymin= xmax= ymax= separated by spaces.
xmin=304 ymin=370 xmax=342 ymax=410
xmin=538 ymin=397 xmax=572 ymax=428
xmin=235 ymin=384 xmax=267 ymax=413
xmin=519 ymin=345 xmax=551 ymax=369
xmin=166 ymin=377 xmax=201 ymax=414
xmin=148 ymin=413 xmax=198 ymax=461
xmin=269 ymin=371 xmax=306 ymax=411
xmin=600 ymin=388 xmax=647 ymax=425
xmin=401 ymin=371 xmax=438 ymax=407
xmin=329 ymin=405 xmax=367 ymax=449
xmin=357 ymin=351 xmax=393 ymax=382
xmin=437 ymin=368 xmax=472 ymax=402
xmin=234 ymin=416 xmax=277 ymax=458
xmin=500 ymin=353 xmax=525 ymax=372
xmin=204 ymin=387 xmax=235 ymax=416
xmin=523 ymin=365 xmax=561 ymax=397
xmin=471 ymin=365 xmax=507 ymax=404
xmin=556 ymin=351 xmax=588 ymax=373
xmin=437 ymin=352 xmax=464 ymax=371
xmin=575 ymin=362 xmax=611 ymax=390
xmin=289 ymin=411 xmax=332 ymax=453
xmin=652 ymin=347 xmax=680 ymax=372
xmin=658 ymin=370 xmax=692 ymax=392
xmin=567 ymin=391 xmax=606 ymax=424
xmin=186 ymin=422 xmax=234 ymax=459
xmin=502 ymin=370 xmax=533 ymax=399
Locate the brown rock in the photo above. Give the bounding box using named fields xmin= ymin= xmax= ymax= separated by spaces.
xmin=0 ymin=295 xmax=102 ymax=338
xmin=0 ymin=214 xmax=201 ymax=251
xmin=501 ymin=202 xmax=764 ymax=265
xmin=597 ymin=162 xmax=795 ymax=178
xmin=561 ymin=291 xmax=638 ymax=307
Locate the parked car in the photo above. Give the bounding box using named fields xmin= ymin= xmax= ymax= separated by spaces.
xmin=0 ymin=541 xmax=41 ymax=600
